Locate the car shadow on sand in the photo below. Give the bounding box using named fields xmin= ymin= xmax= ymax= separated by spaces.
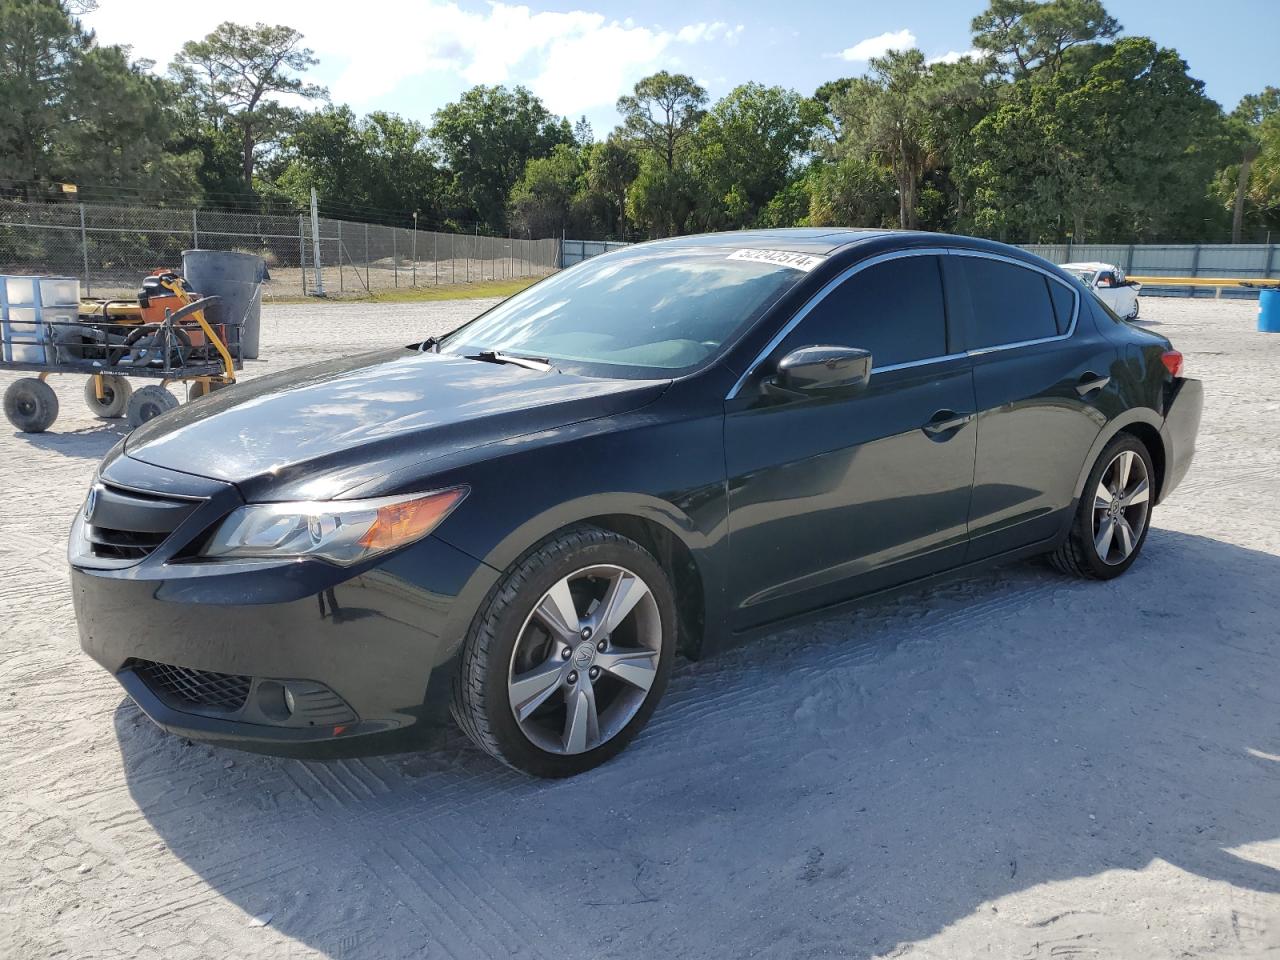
xmin=114 ymin=528 xmax=1280 ymax=959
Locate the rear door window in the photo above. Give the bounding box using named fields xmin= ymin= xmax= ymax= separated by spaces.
xmin=783 ymin=255 xmax=947 ymax=368
xmin=958 ymin=257 xmax=1060 ymax=348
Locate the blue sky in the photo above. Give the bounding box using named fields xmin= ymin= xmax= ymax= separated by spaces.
xmin=86 ymin=0 xmax=1279 ymax=136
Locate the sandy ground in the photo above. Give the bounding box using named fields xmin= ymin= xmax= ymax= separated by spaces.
xmin=1 ymin=296 xmax=1278 ymax=960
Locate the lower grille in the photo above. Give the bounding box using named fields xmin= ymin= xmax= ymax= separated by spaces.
xmin=132 ymin=659 xmax=252 ymax=712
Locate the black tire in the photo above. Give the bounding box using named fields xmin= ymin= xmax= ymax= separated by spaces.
xmin=1050 ymin=433 xmax=1154 ymax=580
xmin=83 ymin=375 xmax=132 ymax=419
xmin=452 ymin=525 xmax=677 ymax=778
xmin=4 ymin=378 xmax=59 ymax=433
xmin=186 ymin=379 xmax=227 ymax=402
xmin=126 ymin=384 xmax=178 ymax=429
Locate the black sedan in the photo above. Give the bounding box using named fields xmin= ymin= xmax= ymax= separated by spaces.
xmin=71 ymin=229 xmax=1203 ymax=777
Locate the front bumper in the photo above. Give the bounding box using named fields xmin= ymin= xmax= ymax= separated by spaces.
xmin=1159 ymin=376 xmax=1203 ymax=501
xmin=71 ymin=459 xmax=498 ymax=754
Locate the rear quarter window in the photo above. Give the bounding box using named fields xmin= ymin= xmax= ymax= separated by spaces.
xmin=959 ymin=257 xmax=1059 ymax=348
xmin=1047 ymin=278 xmax=1076 ymax=334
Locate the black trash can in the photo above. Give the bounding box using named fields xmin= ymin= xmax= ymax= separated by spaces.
xmin=182 ymin=250 xmax=265 ymax=359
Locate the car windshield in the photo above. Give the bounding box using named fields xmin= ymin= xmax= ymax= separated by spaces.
xmin=438 ymin=246 xmax=810 ymax=376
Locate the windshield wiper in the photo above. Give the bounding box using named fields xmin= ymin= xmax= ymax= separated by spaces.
xmin=471 ymin=350 xmax=554 ymax=372
xmin=416 ymin=336 xmax=441 ymax=353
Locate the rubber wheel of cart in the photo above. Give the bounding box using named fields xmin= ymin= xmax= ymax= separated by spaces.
xmin=83 ymin=375 xmax=132 ymax=419
xmin=186 ymin=379 xmax=228 ymax=402
xmin=126 ymin=385 xmax=179 ymax=429
xmin=4 ymin=378 xmax=59 ymax=433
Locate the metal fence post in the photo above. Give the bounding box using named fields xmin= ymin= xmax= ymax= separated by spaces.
xmin=192 ymin=209 xmax=199 ymax=250
xmin=412 ymin=215 xmax=418 ymax=287
xmin=299 ymin=215 xmax=307 ymax=296
xmin=392 ymin=228 xmax=398 ymax=288
xmin=434 ymin=232 xmax=438 ymax=285
xmin=1266 ymin=242 xmax=1275 ymax=279
xmin=79 ymin=203 xmax=91 ymax=295
xmin=337 ymin=220 xmax=343 ymax=293
xmin=364 ymin=223 xmax=370 ymax=291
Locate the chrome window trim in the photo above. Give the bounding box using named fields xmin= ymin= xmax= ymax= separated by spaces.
xmin=724 ymin=246 xmax=1080 ymax=400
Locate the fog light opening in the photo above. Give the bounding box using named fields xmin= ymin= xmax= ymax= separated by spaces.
xmin=255 ymin=680 xmax=292 ymax=722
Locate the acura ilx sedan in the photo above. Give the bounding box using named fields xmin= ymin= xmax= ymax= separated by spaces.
xmin=72 ymin=229 xmax=1202 ymax=777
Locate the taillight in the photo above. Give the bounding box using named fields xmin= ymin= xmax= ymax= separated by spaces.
xmin=1161 ymin=350 xmax=1183 ymax=378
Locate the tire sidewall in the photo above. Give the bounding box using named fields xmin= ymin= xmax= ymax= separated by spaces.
xmin=1076 ymin=434 xmax=1154 ymax=578
xmin=472 ymin=531 xmax=677 ymax=778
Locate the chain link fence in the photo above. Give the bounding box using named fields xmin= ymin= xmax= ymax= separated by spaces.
xmin=0 ymin=199 xmax=561 ymax=299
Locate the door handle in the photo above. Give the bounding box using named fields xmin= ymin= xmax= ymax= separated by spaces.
xmin=1075 ymin=373 xmax=1111 ymax=397
xmin=921 ymin=410 xmax=974 ymax=438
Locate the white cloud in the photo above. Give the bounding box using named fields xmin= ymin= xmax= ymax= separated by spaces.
xmin=927 ymin=48 xmax=980 ymax=65
xmin=835 ymin=28 xmax=917 ymax=62
xmin=82 ymin=1 xmax=731 ymax=118
xmin=676 ymin=22 xmax=744 ymax=45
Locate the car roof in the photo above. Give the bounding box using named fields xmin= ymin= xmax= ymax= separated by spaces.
xmin=638 ymin=228 xmax=895 ymax=256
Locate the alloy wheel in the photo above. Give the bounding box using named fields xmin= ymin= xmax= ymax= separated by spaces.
xmin=507 ymin=564 xmax=662 ymax=755
xmin=1091 ymin=449 xmax=1150 ymax=565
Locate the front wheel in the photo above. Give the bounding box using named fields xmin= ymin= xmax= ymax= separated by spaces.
xmin=452 ymin=526 xmax=676 ymax=777
xmin=1050 ymin=434 xmax=1154 ymax=579
xmin=4 ymin=377 xmax=59 ymax=433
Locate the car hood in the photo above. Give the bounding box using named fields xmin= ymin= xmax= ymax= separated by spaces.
xmin=124 ymin=348 xmax=669 ymax=501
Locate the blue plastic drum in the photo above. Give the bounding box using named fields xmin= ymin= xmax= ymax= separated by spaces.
xmin=1261 ymin=288 xmax=1280 ymax=333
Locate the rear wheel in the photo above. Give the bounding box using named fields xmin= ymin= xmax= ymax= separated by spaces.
xmin=84 ymin=375 xmax=132 ymax=418
xmin=1050 ymin=434 xmax=1154 ymax=579
xmin=452 ymin=526 xmax=676 ymax=778
xmin=126 ymin=384 xmax=178 ymax=429
xmin=4 ymin=378 xmax=59 ymax=433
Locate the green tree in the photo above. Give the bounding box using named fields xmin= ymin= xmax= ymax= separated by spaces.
xmin=272 ymin=106 xmax=443 ymax=221
xmin=806 ymin=155 xmax=897 ymax=227
xmin=972 ymin=0 xmax=1120 ymax=77
xmin=966 ymin=37 xmax=1226 ymax=242
xmin=831 ymin=50 xmax=943 ymax=229
xmin=0 ymin=0 xmax=200 ymax=202
xmin=689 ymin=82 xmax=825 ymax=230
xmin=431 ymin=85 xmax=571 ymax=231
xmin=508 ymin=143 xmax=585 ymax=238
xmin=1219 ymin=89 xmax=1280 ymax=242
xmin=581 ymin=138 xmax=639 ymax=238
xmin=171 ymin=22 xmax=326 ymax=187
xmin=626 ymin=154 xmax=698 ymax=238
xmin=616 ymin=71 xmax=707 ymax=172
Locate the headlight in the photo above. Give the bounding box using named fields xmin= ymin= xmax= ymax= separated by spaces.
xmin=200 ymin=487 xmax=467 ymax=565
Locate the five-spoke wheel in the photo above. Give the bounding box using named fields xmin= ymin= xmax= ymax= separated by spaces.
xmin=1091 ymin=448 xmax=1150 ymax=566
xmin=453 ymin=526 xmax=675 ymax=777
xmin=1051 ymin=433 xmax=1155 ymax=579
xmin=508 ymin=564 xmax=662 ymax=755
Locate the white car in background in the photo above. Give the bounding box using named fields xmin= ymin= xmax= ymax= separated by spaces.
xmin=1062 ymin=261 xmax=1142 ymax=320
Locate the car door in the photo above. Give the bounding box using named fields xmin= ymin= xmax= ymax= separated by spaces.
xmin=950 ymin=251 xmax=1120 ymax=559
xmin=723 ymin=252 xmax=977 ymax=632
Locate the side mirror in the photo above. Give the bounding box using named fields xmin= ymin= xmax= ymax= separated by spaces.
xmin=767 ymin=345 xmax=872 ymax=398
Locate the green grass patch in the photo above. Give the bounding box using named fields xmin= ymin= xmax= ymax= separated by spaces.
xmin=268 ymin=277 xmax=542 ymax=305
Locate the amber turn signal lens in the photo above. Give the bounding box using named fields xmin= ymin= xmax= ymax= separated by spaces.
xmin=357 ymin=488 xmax=467 ymax=551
